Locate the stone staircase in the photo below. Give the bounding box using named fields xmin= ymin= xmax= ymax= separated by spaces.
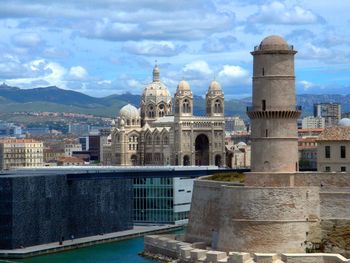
xmin=144 ymin=235 xmax=350 ymax=263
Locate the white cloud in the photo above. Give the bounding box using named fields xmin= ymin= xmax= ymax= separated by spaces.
xmin=299 ymin=80 xmax=315 ymax=91
xmin=183 ymin=60 xmax=213 ymax=76
xmin=218 ymin=65 xmax=249 ymax=80
xmin=12 ymin=32 xmax=43 ymax=47
xmin=68 ymin=66 xmax=88 ymax=80
xmin=249 ymin=1 xmax=323 ymax=25
xmin=123 ymin=41 xmax=184 ymax=56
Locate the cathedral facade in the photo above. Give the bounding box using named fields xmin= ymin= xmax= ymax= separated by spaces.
xmin=103 ymin=65 xmax=226 ymax=166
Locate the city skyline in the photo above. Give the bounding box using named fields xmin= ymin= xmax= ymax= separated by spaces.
xmin=0 ymin=0 xmax=349 ymax=98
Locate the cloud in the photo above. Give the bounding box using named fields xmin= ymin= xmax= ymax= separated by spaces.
xmin=68 ymin=66 xmax=88 ymax=80
xmin=249 ymin=1 xmax=324 ymax=25
xmin=297 ymin=43 xmax=349 ymax=63
xmin=12 ymin=32 xmax=43 ymax=47
xmin=218 ymin=65 xmax=249 ymax=81
xmin=123 ymin=41 xmax=185 ymax=56
xmin=299 ymin=80 xmax=315 ymax=91
xmin=202 ymin=35 xmax=239 ymax=53
xmin=183 ymin=60 xmax=213 ymax=78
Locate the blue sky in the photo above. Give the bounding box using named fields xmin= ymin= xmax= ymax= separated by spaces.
xmin=0 ymin=0 xmax=349 ymax=98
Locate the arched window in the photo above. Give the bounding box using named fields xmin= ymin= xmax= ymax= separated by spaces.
xmin=155 ymin=136 xmax=160 ymax=145
xmin=148 ymin=105 xmax=155 ymax=118
xmin=147 ymin=135 xmax=152 ymax=145
xmin=127 ymin=119 xmax=130 ymax=125
xmin=175 ymin=101 xmax=179 ymax=114
xmin=214 ymin=99 xmax=222 ymax=113
xmin=183 ymin=99 xmax=190 ymax=113
xmin=158 ymin=104 xmax=165 ymax=117
xmin=163 ymin=136 xmax=168 ymax=145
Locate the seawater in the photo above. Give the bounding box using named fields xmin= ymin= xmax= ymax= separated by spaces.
xmin=19 ymin=237 xmax=153 ymax=263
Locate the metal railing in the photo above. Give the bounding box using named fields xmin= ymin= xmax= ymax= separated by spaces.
xmin=253 ymin=44 xmax=294 ymax=51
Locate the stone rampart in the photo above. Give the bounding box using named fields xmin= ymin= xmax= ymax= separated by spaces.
xmin=185 ymin=178 xmax=350 ymax=256
xmin=245 ymin=172 xmax=350 ymax=188
xmin=185 ymin=180 xmax=240 ymax=245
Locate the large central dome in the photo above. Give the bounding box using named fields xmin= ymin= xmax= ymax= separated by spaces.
xmin=141 ymin=64 xmax=171 ymax=104
xmin=140 ymin=64 xmax=173 ymax=125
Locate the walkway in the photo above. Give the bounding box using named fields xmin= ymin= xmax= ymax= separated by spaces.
xmin=0 ymin=224 xmax=184 ymax=259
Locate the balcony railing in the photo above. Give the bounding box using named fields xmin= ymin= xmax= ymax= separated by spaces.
xmin=247 ymin=105 xmax=302 ymax=112
xmin=253 ymin=44 xmax=294 ymax=51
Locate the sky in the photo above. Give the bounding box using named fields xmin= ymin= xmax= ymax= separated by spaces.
xmin=0 ymin=0 xmax=349 ymax=99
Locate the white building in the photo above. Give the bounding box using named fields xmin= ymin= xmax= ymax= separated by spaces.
xmin=225 ymin=117 xmax=247 ymax=133
xmin=302 ymin=116 xmax=325 ymax=129
xmin=64 ymin=141 xmax=82 ymax=156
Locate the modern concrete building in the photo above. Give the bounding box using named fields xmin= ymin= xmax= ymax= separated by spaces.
xmin=103 ymin=65 xmax=226 ymax=167
xmin=302 ymin=116 xmax=325 ymax=129
xmin=0 ymin=166 xmax=230 ymax=249
xmin=0 ymin=168 xmax=133 ymax=249
xmin=133 ymin=176 xmax=195 ymax=225
xmin=0 ymin=139 xmax=44 ymax=170
xmin=314 ymin=102 xmax=341 ymax=127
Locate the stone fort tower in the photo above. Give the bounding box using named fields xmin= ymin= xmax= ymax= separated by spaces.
xmin=247 ymin=35 xmax=301 ymax=173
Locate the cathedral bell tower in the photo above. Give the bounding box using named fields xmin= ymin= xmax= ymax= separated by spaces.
xmin=206 ymin=80 xmax=224 ymax=117
xmin=174 ymin=80 xmax=193 ymax=117
xmin=247 ymin=35 xmax=301 ymax=173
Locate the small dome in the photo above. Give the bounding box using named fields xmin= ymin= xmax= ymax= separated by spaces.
xmin=208 ymin=80 xmax=221 ymax=91
xmin=339 ymin=118 xmax=350 ymax=127
xmin=237 ymin=141 xmax=247 ymax=147
xmin=119 ymin=104 xmax=140 ymax=119
xmin=177 ymin=80 xmax=191 ymax=91
xmin=259 ymin=35 xmax=290 ymax=50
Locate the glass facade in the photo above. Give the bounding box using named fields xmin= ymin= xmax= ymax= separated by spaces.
xmin=133 ymin=177 xmax=175 ymax=224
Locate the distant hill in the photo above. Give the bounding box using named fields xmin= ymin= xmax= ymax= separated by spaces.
xmin=0 ymin=84 xmax=349 ymax=118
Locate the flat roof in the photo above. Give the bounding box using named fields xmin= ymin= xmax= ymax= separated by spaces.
xmin=0 ymin=166 xmax=238 ymax=179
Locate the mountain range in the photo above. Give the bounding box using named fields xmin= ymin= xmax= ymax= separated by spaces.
xmin=0 ymin=84 xmax=349 ymax=119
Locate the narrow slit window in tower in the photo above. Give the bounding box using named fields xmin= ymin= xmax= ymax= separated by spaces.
xmin=262 ymin=100 xmax=266 ymax=111
xmin=265 ymin=129 xmax=268 ymax=137
xmin=262 ymin=68 xmax=265 ymax=76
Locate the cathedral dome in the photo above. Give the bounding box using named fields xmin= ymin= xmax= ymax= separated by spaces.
xmin=208 ymin=80 xmax=222 ymax=91
xmin=119 ymin=104 xmax=140 ymax=119
xmin=177 ymin=80 xmax=191 ymax=91
xmin=142 ymin=64 xmax=172 ymax=104
xmin=259 ymin=35 xmax=290 ymax=50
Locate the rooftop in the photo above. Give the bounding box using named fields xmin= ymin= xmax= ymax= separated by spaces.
xmin=0 ymin=139 xmax=42 ymax=144
xmin=318 ymin=126 xmax=350 ymax=141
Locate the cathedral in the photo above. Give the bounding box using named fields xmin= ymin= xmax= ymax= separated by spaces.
xmin=102 ymin=64 xmax=226 ymax=166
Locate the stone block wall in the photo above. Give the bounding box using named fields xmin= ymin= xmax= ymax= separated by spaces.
xmin=185 ymin=180 xmax=239 ymax=245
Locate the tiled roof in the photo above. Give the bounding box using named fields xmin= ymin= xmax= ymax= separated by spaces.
xmin=0 ymin=139 xmax=42 ymax=144
xmin=318 ymin=127 xmax=350 ymax=141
